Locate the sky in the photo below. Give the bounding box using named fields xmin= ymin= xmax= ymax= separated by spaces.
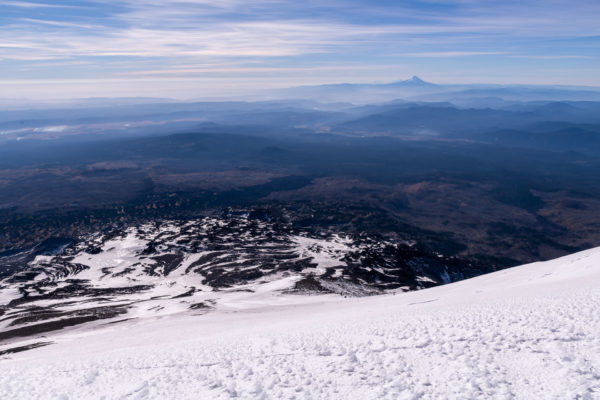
xmin=0 ymin=0 xmax=599 ymax=99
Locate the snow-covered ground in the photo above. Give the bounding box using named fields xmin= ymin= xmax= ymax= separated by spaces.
xmin=1 ymin=247 xmax=599 ymax=399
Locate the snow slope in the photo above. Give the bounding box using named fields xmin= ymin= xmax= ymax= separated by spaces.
xmin=0 ymin=247 xmax=599 ymax=399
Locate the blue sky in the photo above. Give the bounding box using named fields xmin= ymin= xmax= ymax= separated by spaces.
xmin=0 ymin=0 xmax=599 ymax=99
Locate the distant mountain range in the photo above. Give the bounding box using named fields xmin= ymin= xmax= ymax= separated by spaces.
xmin=3 ymin=77 xmax=600 ymax=110
xmin=272 ymin=76 xmax=600 ymax=104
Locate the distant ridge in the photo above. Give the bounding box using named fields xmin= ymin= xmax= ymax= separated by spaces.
xmin=288 ymin=76 xmax=437 ymax=90
xmin=272 ymin=75 xmax=600 ymax=104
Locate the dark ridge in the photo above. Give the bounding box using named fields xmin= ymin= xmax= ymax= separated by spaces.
xmin=0 ymin=306 xmax=128 ymax=343
xmin=0 ymin=342 xmax=52 ymax=356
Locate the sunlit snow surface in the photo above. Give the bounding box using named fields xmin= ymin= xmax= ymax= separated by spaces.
xmin=0 ymin=246 xmax=599 ymax=399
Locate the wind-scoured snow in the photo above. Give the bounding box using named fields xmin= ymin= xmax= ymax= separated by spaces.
xmin=0 ymin=246 xmax=598 ymax=399
xmin=0 ymin=217 xmax=484 ymax=343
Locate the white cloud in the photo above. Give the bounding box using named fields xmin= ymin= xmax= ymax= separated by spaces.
xmin=510 ymin=55 xmax=595 ymax=60
xmin=0 ymin=20 xmax=482 ymax=61
xmin=404 ymin=51 xmax=505 ymax=57
xmin=0 ymin=1 xmax=74 ymax=8
xmin=20 ymin=18 xmax=101 ymax=29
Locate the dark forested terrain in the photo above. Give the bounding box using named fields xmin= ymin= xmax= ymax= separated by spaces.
xmin=1 ymin=97 xmax=600 ymax=272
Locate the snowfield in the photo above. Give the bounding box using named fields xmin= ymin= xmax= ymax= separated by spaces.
xmin=1 ymin=247 xmax=599 ymax=399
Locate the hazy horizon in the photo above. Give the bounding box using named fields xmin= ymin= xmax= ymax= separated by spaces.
xmin=2 ymin=75 xmax=600 ymax=105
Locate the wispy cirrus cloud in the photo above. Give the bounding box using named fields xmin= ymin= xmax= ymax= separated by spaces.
xmin=510 ymin=55 xmax=596 ymax=60
xmin=404 ymin=51 xmax=505 ymax=57
xmin=1 ymin=0 xmax=599 ymax=98
xmin=0 ymin=1 xmax=75 ymax=8
xmin=0 ymin=21 xmax=374 ymax=60
xmin=3 ymin=19 xmax=517 ymax=62
xmin=20 ymin=17 xmax=101 ymax=29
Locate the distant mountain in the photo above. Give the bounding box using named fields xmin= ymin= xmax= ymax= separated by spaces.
xmin=388 ymin=75 xmax=438 ymax=87
xmin=333 ymin=101 xmax=600 ymax=150
xmin=272 ymin=76 xmax=443 ymax=103
xmin=415 ymin=86 xmax=600 ymax=105
xmin=271 ymin=77 xmax=600 ymax=104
